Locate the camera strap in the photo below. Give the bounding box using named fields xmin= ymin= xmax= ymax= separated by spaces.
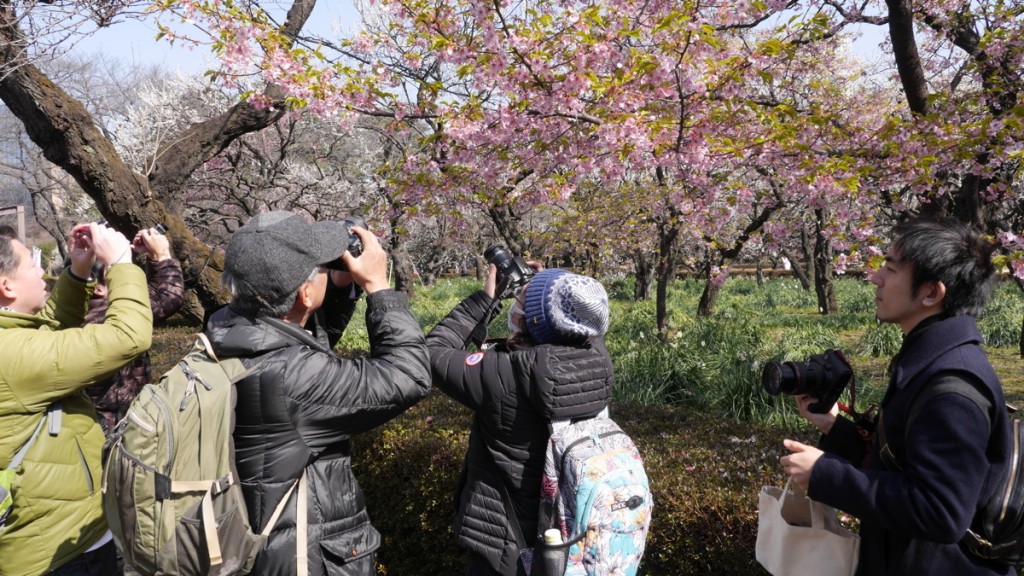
xmin=470 ymin=292 xmax=507 ymax=348
xmin=836 ymin=376 xmax=875 ymax=421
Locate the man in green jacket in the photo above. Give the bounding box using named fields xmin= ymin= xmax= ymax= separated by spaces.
xmin=0 ymin=222 xmax=153 ymax=576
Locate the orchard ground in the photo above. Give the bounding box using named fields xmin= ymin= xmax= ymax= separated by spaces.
xmin=151 ymin=276 xmax=1024 ymax=575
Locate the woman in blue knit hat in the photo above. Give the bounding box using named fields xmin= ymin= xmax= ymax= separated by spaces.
xmin=426 ymin=264 xmax=614 ymax=576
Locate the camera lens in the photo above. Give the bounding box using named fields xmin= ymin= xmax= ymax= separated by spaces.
xmin=761 ymin=361 xmax=796 ymax=395
xmin=484 ymin=244 xmax=513 ymax=269
xmin=153 ymin=224 xmax=168 ymax=235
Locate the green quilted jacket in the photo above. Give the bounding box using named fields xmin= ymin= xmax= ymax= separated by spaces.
xmin=0 ymin=264 xmax=152 ymax=576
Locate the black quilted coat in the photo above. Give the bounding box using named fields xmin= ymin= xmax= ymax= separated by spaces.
xmin=204 ymin=286 xmax=431 ymax=576
xmin=427 ymin=290 xmax=614 ymax=575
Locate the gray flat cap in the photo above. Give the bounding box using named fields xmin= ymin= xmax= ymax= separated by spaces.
xmin=224 ymin=211 xmax=348 ymax=305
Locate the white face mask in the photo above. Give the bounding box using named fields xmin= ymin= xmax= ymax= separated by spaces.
xmin=507 ymin=298 xmax=525 ymax=334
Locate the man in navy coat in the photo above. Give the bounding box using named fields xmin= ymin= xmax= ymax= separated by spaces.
xmin=781 ymin=217 xmax=1015 ymax=576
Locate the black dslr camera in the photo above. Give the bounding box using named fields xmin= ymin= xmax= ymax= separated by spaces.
xmin=761 ymin=349 xmax=854 ymax=414
xmin=322 ymin=216 xmax=366 ymax=271
xmin=485 ymin=243 xmax=535 ymax=299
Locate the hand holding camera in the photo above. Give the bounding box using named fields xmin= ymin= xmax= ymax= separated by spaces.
xmin=484 ymin=244 xmax=537 ymax=300
xmin=339 ymin=225 xmax=388 ymax=294
xmin=321 ymin=217 xmax=365 ymax=272
xmin=132 ymin=224 xmax=171 ymax=262
xmin=69 ymin=221 xmax=133 ymax=278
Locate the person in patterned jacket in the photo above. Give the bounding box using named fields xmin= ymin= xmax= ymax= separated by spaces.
xmin=84 ymin=225 xmax=185 ymax=433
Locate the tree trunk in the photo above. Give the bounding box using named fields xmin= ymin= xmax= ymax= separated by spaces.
xmin=0 ymin=58 xmax=227 ymax=312
xmin=389 ymin=242 xmax=417 ymax=298
xmin=781 ymin=248 xmax=811 ymax=290
xmin=0 ymin=0 xmax=318 ymax=317
xmin=697 ymin=275 xmax=721 ymax=316
xmin=886 ymin=0 xmax=930 ymax=115
xmin=655 ymin=221 xmax=679 ymax=339
xmin=633 ymin=250 xmax=653 ymax=300
xmin=756 ymin=259 xmax=765 ymax=287
xmin=487 ymin=204 xmax=527 ymax=255
xmin=801 ymin=227 xmax=816 ymax=291
xmin=813 ymin=209 xmax=838 ymax=315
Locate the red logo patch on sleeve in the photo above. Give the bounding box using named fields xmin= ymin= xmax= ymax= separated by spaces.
xmin=466 ymin=352 xmax=485 ymax=366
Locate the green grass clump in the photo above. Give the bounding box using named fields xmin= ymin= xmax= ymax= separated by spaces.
xmin=979 ymin=282 xmax=1024 ymax=349
xmin=856 ymin=321 xmax=903 ymax=357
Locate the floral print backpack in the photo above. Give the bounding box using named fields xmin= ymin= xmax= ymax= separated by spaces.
xmin=534 ymin=408 xmax=653 ymax=576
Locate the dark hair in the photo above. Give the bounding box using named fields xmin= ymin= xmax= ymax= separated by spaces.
xmin=0 ymin=225 xmax=16 ymax=240
xmin=0 ymin=233 xmax=19 ymax=277
xmin=890 ymin=217 xmax=996 ymax=317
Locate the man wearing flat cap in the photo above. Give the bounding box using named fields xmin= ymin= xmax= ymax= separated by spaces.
xmin=203 ymin=211 xmax=431 ymax=576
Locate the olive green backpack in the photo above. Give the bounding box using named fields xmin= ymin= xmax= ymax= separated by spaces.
xmin=102 ymin=334 xmax=308 ymax=576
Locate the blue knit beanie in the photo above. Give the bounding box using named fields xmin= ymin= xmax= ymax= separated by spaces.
xmin=523 ymin=269 xmax=610 ymax=345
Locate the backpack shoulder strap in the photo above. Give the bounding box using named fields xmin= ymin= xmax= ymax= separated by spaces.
xmin=878 ymin=373 xmax=993 ymax=472
xmin=906 ymin=373 xmax=992 ymax=431
xmin=6 ymin=402 xmax=63 ymax=469
xmin=191 ymin=332 xmax=262 ymax=383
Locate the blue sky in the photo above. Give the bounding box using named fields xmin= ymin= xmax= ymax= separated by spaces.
xmin=68 ymin=3 xmax=889 ymax=77
xmin=70 ymin=1 xmax=359 ymax=74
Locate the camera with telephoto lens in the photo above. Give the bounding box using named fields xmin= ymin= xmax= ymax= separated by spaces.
xmin=761 ymin=349 xmax=854 ymax=414
xmin=485 ymin=243 xmax=535 ymax=299
xmin=322 ymin=216 xmax=366 ymax=271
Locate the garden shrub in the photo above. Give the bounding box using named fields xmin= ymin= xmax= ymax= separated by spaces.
xmin=605 ymin=275 xmax=636 ymax=301
xmin=764 ymin=324 xmax=843 ymax=362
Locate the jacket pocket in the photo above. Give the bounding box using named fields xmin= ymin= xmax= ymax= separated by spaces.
xmin=73 ymin=436 xmax=95 ymax=495
xmin=318 ymin=522 xmax=380 ymax=575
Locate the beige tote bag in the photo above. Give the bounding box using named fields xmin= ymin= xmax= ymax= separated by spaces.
xmin=755 ymin=479 xmax=860 ymax=576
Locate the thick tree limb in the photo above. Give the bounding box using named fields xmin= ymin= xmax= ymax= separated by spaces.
xmin=0 ymin=0 xmax=319 ymax=316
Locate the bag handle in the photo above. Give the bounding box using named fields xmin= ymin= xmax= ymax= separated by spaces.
xmin=779 ymin=477 xmax=829 ymax=529
xmin=549 ymin=406 xmax=609 ymax=435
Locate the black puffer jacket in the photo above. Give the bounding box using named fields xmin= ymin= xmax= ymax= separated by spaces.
xmin=427 ymin=291 xmax=613 ymax=575
xmin=204 ymin=287 xmax=431 ymax=576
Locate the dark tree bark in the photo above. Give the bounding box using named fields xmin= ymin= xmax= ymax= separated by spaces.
xmin=812 ymin=209 xmax=838 ymax=315
xmin=390 ymin=242 xmax=417 ymax=298
xmin=781 ymin=248 xmax=811 ymax=290
xmin=632 ymin=249 xmax=653 ymax=300
xmin=697 ymin=269 xmax=721 ymax=317
xmin=654 ymin=219 xmax=679 ymax=340
xmin=801 ymin=226 xmax=816 ymax=291
xmin=487 ymin=203 xmax=527 ymax=255
xmin=885 ymin=0 xmax=930 ymax=115
xmin=0 ymin=0 xmax=317 ymax=317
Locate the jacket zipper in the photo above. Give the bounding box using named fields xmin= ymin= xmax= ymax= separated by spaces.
xmin=999 ymin=420 xmax=1021 ymax=522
